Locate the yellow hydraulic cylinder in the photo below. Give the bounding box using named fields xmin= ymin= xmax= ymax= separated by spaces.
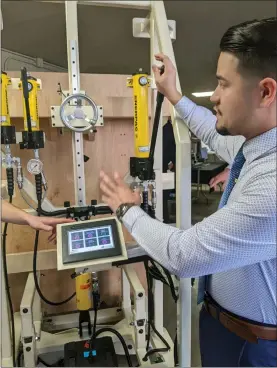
xmin=1 ymin=71 xmax=12 ymax=126
xmin=127 ymin=71 xmax=150 ymax=158
xmin=18 ymin=75 xmax=40 ymax=131
xmin=75 ymin=273 xmax=92 ymax=311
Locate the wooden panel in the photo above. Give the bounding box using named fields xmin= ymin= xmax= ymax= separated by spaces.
xmin=2 ymin=72 xmax=159 ymax=314
xmin=6 ymin=71 xmax=171 ymax=118
xmin=2 ymin=118 xmax=145 ymax=313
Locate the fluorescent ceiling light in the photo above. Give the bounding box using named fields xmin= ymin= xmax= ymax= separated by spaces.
xmin=192 ymin=91 xmax=214 ymax=97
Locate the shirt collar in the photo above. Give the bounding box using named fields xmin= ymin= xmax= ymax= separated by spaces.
xmin=243 ymin=127 xmax=277 ymax=164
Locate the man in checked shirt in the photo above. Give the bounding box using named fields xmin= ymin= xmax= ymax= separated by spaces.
xmin=100 ymin=18 xmax=276 ymax=366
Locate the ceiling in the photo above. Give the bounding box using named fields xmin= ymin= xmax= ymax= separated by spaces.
xmin=1 ymin=0 xmax=276 ymax=107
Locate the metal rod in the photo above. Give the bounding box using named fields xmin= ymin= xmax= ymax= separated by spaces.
xmin=65 ymin=1 xmax=87 ymax=206
xmin=152 ymin=1 xmax=192 ymax=367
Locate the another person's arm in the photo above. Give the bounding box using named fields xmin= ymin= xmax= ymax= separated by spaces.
xmin=153 ymin=54 xmax=245 ymax=164
xmin=1 ymin=200 xmax=74 ymax=238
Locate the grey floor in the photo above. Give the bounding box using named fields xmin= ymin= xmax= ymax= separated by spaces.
xmin=164 ymin=188 xmax=222 ymax=367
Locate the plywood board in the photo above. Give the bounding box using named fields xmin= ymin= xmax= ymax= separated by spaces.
xmin=2 ymin=117 xmax=148 ymax=314
xmin=6 ymin=71 xmax=171 ymax=118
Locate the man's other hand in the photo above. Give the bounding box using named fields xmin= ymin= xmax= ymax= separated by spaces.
xmin=100 ymin=171 xmax=141 ymax=213
xmin=209 ymin=167 xmax=230 ymax=190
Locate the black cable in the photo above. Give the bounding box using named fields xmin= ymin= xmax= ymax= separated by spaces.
xmin=21 ymin=67 xmax=32 ymax=134
xmin=149 ymin=65 xmax=165 ymax=162
xmin=174 ymin=332 xmax=179 ymax=366
xmin=143 ymin=260 xmax=171 ymax=362
xmin=92 ymin=328 xmax=133 ymax=367
xmin=150 ymin=259 xmax=178 ymax=303
xmin=32 ymin=198 xmax=76 ymax=306
xmin=37 ymin=356 xmax=51 ymax=367
xmin=92 ymin=292 xmax=98 ymax=339
xmin=17 ymin=349 xmax=23 ymax=367
xmin=2 ymin=195 xmax=16 ymax=367
xmin=144 ymin=261 xmax=152 ymax=351
xmin=37 ymin=356 xmax=64 ymax=367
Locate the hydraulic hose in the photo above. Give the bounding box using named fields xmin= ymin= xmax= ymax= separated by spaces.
xmin=2 ymin=195 xmax=16 ymax=367
xmin=91 ymin=328 xmax=133 ymax=367
xmin=32 ymin=195 xmax=76 ymax=306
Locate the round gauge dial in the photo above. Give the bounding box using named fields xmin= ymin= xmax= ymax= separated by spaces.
xmin=27 ymin=159 xmax=43 ymax=175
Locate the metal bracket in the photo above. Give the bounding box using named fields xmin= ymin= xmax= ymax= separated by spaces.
xmin=133 ymin=17 xmax=176 ymax=40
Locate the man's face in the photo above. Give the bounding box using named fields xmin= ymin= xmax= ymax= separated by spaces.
xmin=210 ymin=52 xmax=257 ymax=136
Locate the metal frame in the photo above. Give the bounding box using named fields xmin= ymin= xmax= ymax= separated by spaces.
xmin=2 ymin=1 xmax=191 ymax=367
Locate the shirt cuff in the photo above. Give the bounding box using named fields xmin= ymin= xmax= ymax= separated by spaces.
xmin=122 ymin=206 xmax=146 ymax=233
xmin=174 ymin=95 xmax=196 ymax=119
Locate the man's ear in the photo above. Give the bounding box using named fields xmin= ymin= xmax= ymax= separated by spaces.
xmin=259 ymin=78 xmax=276 ymax=107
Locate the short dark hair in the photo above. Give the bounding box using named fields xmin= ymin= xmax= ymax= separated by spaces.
xmin=220 ymin=17 xmax=277 ymax=79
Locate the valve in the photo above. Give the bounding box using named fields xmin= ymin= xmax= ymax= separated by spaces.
xmin=59 ymin=93 xmax=98 ymax=133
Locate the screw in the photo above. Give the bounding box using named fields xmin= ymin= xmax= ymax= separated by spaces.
xmin=116 ymin=308 xmax=122 ymax=313
xmin=26 ymin=347 xmax=31 ymax=352
xmin=23 ymin=308 xmax=28 ymax=314
xmin=139 ymin=329 xmax=143 ymax=334
xmin=138 ymin=292 xmax=143 ymax=297
xmin=51 ymin=107 xmax=54 ymax=110
xmin=52 ymin=115 xmax=55 ymax=118
xmin=128 ymin=345 xmax=133 ymax=350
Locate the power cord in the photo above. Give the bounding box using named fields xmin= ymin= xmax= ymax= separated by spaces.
xmin=143 ymin=260 xmax=171 ymax=362
xmin=89 ymin=288 xmax=132 ymax=367
xmin=2 ymin=195 xmax=16 ymax=367
xmin=32 ymin=174 xmax=76 ymax=306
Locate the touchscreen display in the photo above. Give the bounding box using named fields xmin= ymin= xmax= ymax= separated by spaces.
xmin=68 ymin=225 xmax=114 ymax=255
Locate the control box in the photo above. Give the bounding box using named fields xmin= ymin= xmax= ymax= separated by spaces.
xmin=56 ymin=216 xmax=127 ymax=270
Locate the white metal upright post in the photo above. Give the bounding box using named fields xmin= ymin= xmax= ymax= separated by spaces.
xmin=65 ymin=1 xmax=87 ymax=206
xmin=152 ymin=1 xmax=192 ymax=366
xmin=1 ymin=261 xmax=13 ymax=367
xmin=150 ymin=12 xmax=164 ymax=336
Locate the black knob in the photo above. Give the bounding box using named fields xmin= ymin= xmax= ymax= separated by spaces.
xmin=91 ymin=199 xmax=97 ymax=206
xmin=64 ymin=201 xmax=70 ymax=207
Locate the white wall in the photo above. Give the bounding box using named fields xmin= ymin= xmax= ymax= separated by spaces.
xmin=1 ymin=48 xmax=67 ymax=72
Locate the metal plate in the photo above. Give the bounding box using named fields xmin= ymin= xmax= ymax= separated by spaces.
xmin=133 ymin=17 xmax=176 ymax=40
xmin=50 ymin=105 xmax=104 ymax=128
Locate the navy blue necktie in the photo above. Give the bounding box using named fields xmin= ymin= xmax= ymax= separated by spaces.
xmin=197 ymin=146 xmax=246 ymax=304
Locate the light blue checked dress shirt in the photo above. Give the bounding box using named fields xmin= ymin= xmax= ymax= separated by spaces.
xmin=197 ymin=146 xmax=246 ymax=304
xmin=123 ymin=96 xmax=277 ymax=324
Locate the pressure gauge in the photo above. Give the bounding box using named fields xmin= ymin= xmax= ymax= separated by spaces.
xmin=27 ymin=158 xmax=43 ymax=175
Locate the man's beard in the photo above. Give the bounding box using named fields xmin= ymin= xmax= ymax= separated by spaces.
xmin=216 ymin=125 xmax=231 ymax=136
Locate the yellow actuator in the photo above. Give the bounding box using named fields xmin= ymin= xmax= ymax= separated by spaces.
xmin=18 ymin=75 xmax=41 ymax=131
xmin=1 ymin=71 xmax=12 ymax=126
xmin=75 ymin=273 xmax=92 ymax=310
xmin=127 ymin=71 xmax=150 ymax=158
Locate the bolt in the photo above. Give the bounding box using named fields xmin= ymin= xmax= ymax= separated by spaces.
xmin=138 ymin=292 xmax=143 ymax=298
xmin=26 ymin=347 xmax=31 ymax=352
xmin=139 ymin=329 xmax=143 ymax=334
xmin=23 ymin=308 xmax=28 ymax=314
xmin=128 ymin=345 xmax=133 ymax=350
